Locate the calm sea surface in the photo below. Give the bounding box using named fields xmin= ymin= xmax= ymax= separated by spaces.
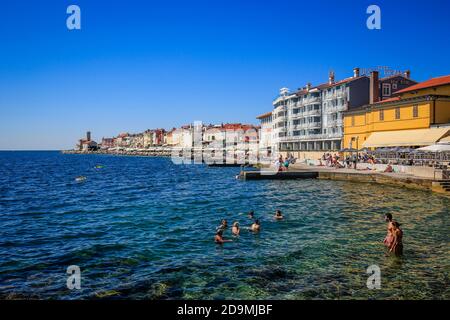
xmin=0 ymin=151 xmax=448 ymax=299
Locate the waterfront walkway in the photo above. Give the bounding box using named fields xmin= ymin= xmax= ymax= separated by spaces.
xmin=241 ymin=163 xmax=450 ymax=195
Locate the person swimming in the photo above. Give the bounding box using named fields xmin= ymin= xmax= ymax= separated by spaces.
xmin=75 ymin=176 xmax=86 ymax=182
xmin=250 ymin=219 xmax=261 ymax=232
xmin=216 ymin=219 xmax=228 ymax=233
xmin=389 ymin=221 xmax=403 ymax=256
xmin=383 ymin=213 xmax=395 ymax=248
xmin=232 ymin=222 xmax=240 ymax=236
xmin=274 ymin=210 xmax=284 ymax=220
xmin=214 ymin=230 xmax=232 ymax=244
xmin=248 ymin=211 xmax=255 ymax=220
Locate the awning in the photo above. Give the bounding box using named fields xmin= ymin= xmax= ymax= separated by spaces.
xmin=362 ymin=127 xmax=450 ymax=148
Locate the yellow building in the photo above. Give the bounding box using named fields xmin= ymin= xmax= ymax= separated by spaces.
xmin=343 ymin=75 xmax=450 ymax=149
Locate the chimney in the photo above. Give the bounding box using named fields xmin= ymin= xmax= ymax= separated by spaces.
xmin=306 ymin=82 xmax=312 ymax=91
xmin=353 ymin=67 xmax=360 ymax=78
xmin=328 ymin=71 xmax=335 ymax=84
xmin=87 ymin=131 xmax=91 ymax=141
xmin=404 ymin=70 xmax=411 ymax=79
xmin=370 ymin=71 xmax=380 ymax=104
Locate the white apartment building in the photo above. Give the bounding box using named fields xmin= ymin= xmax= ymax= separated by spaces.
xmin=259 ymin=68 xmax=415 ymax=157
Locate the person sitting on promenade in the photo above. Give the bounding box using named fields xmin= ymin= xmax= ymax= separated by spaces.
xmin=250 ymin=219 xmax=261 ymax=232
xmin=215 ymin=230 xmax=232 ymax=244
xmin=383 ymin=213 xmax=396 ymax=248
xmin=345 ymin=156 xmax=351 ymax=168
xmin=232 ymin=222 xmax=240 ymax=236
xmin=274 ymin=210 xmax=284 ymax=220
xmin=283 ymin=159 xmax=290 ymax=170
xmin=216 ymin=219 xmax=228 ymax=233
xmin=389 ymin=221 xmax=403 ymax=256
xmin=384 ymin=164 xmax=394 ymax=173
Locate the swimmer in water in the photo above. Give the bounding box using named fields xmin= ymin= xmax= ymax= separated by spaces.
xmin=232 ymin=222 xmax=240 ymax=236
xmin=274 ymin=210 xmax=284 ymax=220
xmin=216 ymin=219 xmax=228 ymax=233
xmin=250 ymin=219 xmax=261 ymax=232
xmin=214 ymin=230 xmax=232 ymax=244
xmin=383 ymin=213 xmax=395 ymax=248
xmin=248 ymin=211 xmax=255 ymax=220
xmin=389 ymin=221 xmax=403 ymax=256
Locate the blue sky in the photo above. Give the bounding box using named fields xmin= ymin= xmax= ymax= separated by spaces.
xmin=1 ymin=0 xmax=450 ymax=149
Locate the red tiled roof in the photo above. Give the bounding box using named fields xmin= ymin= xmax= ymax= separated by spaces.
xmin=373 ymin=96 xmax=401 ymax=105
xmin=394 ymin=75 xmax=450 ymax=94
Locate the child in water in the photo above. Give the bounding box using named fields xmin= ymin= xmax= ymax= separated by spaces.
xmin=250 ymin=219 xmax=261 ymax=232
xmin=232 ymin=222 xmax=240 ymax=236
xmin=274 ymin=210 xmax=284 ymax=220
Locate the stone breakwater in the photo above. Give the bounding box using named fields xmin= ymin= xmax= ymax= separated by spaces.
xmin=62 ymin=149 xmax=173 ymax=157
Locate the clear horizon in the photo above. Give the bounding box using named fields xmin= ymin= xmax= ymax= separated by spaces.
xmin=1 ymin=0 xmax=450 ymax=149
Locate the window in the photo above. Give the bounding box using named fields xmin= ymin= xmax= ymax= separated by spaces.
xmin=351 ymin=116 xmax=355 ymax=126
xmin=382 ymin=83 xmax=391 ymax=96
xmin=413 ymin=104 xmax=419 ymax=118
xmin=392 ymin=83 xmax=398 ymax=90
xmin=379 ymin=110 xmax=384 ymax=121
xmin=395 ymin=107 xmax=401 ymax=119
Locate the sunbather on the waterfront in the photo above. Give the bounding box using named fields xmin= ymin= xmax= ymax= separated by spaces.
xmin=232 ymin=222 xmax=240 ymax=236
xmin=383 ymin=213 xmax=395 ymax=248
xmin=250 ymin=219 xmax=261 ymax=232
xmin=216 ymin=219 xmax=228 ymax=233
xmin=215 ymin=230 xmax=232 ymax=244
xmin=384 ymin=164 xmax=394 ymax=173
xmin=389 ymin=221 xmax=403 ymax=256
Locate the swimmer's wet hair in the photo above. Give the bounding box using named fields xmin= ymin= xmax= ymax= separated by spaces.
xmin=385 ymin=213 xmax=393 ymax=220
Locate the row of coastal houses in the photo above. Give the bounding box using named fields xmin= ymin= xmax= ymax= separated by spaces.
xmin=257 ymin=67 xmax=450 ymax=160
xmin=76 ymin=123 xmax=259 ymax=152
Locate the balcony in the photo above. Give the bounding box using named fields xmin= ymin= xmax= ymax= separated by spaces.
xmin=304 ymin=109 xmax=321 ymax=117
xmin=326 ymin=119 xmax=343 ymax=127
xmin=324 ymin=104 xmax=348 ymax=114
xmin=305 ymin=122 xmax=322 ymax=129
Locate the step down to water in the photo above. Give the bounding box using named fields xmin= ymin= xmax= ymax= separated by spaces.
xmin=238 ymin=170 xmax=318 ymax=180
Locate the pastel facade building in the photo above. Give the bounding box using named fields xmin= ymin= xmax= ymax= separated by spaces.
xmin=343 ymin=75 xmax=450 ymax=149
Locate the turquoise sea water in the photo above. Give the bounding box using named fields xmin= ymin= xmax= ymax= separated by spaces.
xmin=0 ymin=151 xmax=448 ymax=299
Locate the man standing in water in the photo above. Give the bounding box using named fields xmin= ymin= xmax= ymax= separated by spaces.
xmin=216 ymin=219 xmax=228 ymax=233
xmin=383 ymin=213 xmax=395 ymax=248
xmin=389 ymin=221 xmax=403 ymax=256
